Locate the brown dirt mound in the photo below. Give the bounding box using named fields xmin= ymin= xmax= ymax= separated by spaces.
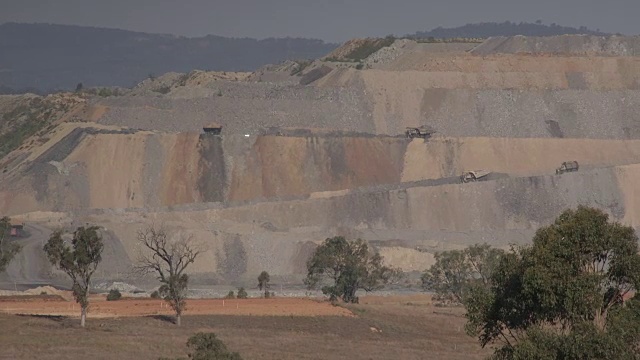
xmin=23 ymin=285 xmax=67 ymax=296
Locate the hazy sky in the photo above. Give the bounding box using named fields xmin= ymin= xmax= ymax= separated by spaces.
xmin=1 ymin=0 xmax=638 ymax=42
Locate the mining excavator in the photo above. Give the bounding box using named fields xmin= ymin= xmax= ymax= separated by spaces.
xmin=405 ymin=125 xmax=436 ymax=139
xmin=460 ymin=170 xmax=492 ymax=183
xmin=202 ymin=123 xmax=223 ymax=135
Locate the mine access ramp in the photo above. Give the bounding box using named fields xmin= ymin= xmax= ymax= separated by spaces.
xmin=405 ymin=125 xmax=436 ymax=139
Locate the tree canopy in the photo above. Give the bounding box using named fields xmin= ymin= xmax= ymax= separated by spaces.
xmin=465 ymin=206 xmax=640 ymax=359
xmin=304 ymin=236 xmax=396 ymax=303
xmin=43 ymin=226 xmax=103 ymax=327
xmin=0 ymin=216 xmax=21 ymax=273
xmin=161 ymin=332 xmax=242 ymax=360
xmin=258 ymin=271 xmax=270 ymax=298
xmin=186 ymin=332 xmax=242 ymax=360
xmin=422 ymin=244 xmax=504 ymax=304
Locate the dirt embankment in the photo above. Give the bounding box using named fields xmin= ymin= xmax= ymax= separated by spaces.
xmin=85 ymin=45 xmax=640 ymax=140
xmin=6 ymin=128 xmax=640 ymax=215
xmin=0 ymin=93 xmax=86 ymax=163
xmin=310 ymin=43 xmax=640 ymax=137
xmin=471 ymin=35 xmax=640 ymax=56
xmin=374 ymin=54 xmax=640 ymax=89
xmin=6 ymin=126 xmax=640 ymax=216
xmin=94 ymin=80 xmax=373 ymax=135
xmin=400 ymin=137 xmax=640 ymax=181
xmin=0 ymin=130 xmax=409 ymax=213
xmin=227 ymin=135 xmax=407 ymax=202
xmin=67 ymin=163 xmax=638 ymax=280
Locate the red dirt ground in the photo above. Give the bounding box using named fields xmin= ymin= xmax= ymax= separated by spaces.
xmin=0 ymin=295 xmax=353 ymax=318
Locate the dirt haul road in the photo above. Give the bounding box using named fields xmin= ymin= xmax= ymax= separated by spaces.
xmin=0 ymin=221 xmax=132 ymax=291
xmin=0 ymin=224 xmax=53 ymax=290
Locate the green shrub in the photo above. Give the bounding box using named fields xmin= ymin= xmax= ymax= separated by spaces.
xmin=106 ymin=289 xmax=122 ymax=301
xmin=153 ymin=86 xmax=171 ymax=95
xmin=236 ymin=287 xmax=248 ymax=299
xmin=187 ymin=332 xmax=242 ymax=360
xmin=0 ymin=102 xmax=45 ymax=158
xmin=291 ymin=60 xmax=312 ymax=75
xmin=344 ymin=36 xmax=395 ymax=61
xmin=97 ymin=88 xmax=113 ymax=97
xmin=224 ymin=291 xmax=235 ymax=299
xmin=177 ymin=73 xmax=190 ymax=86
xmin=150 ymin=290 xmax=161 ymax=299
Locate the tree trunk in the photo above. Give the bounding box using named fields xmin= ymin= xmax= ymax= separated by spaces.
xmin=80 ymin=306 xmax=87 ymax=328
xmin=176 ymin=313 xmax=181 ymax=326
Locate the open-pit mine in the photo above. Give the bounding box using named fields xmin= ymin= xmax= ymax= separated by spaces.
xmin=2 ymin=35 xmax=640 ymax=291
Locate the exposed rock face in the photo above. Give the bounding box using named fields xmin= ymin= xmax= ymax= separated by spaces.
xmin=6 ymin=128 xmax=640 ymax=214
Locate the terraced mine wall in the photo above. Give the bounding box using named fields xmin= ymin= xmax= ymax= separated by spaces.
xmin=95 ymin=81 xmax=374 ymax=134
xmin=5 ymin=126 xmax=640 ymax=216
xmin=77 ymin=164 xmax=640 ymax=281
xmin=92 ymin=53 xmax=640 ymax=140
xmin=318 ymin=55 xmax=640 ymax=137
xmin=471 ymin=35 xmax=640 ymax=56
xmin=0 ymin=128 xmax=407 ymax=214
xmin=6 ymin=36 xmax=640 ymax=287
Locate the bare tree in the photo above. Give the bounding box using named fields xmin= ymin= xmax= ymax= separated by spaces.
xmin=134 ymin=225 xmax=201 ymax=326
xmin=43 ymin=226 xmax=103 ymax=327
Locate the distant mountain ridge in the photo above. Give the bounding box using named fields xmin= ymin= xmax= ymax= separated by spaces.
xmin=0 ymin=22 xmax=619 ymax=92
xmin=0 ymin=23 xmax=338 ymax=91
xmin=410 ymin=21 xmax=610 ymax=39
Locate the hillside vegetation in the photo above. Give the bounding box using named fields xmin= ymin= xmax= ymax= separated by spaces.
xmin=324 ymin=37 xmax=396 ymax=62
xmin=410 ymin=21 xmax=609 ymax=38
xmin=0 ymin=94 xmax=84 ymax=160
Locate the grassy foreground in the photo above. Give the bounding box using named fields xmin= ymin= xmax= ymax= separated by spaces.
xmin=0 ymin=296 xmax=488 ymax=360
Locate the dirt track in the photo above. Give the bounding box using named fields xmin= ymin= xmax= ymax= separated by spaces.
xmin=0 ymin=296 xmax=353 ymax=318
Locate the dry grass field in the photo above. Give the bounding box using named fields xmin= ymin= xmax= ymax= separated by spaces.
xmin=0 ymin=294 xmax=490 ymax=360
